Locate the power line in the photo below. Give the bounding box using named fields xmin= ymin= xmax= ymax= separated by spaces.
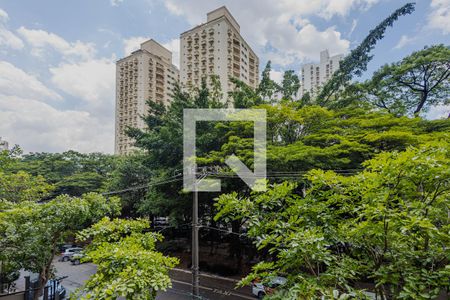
xmin=102 ymin=168 xmax=363 ymax=196
xmin=102 ymin=174 xmax=183 ymax=196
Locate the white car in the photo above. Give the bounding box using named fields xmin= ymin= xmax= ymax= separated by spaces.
xmin=252 ymin=276 xmax=287 ymax=299
xmin=60 ymin=247 xmax=83 ymax=262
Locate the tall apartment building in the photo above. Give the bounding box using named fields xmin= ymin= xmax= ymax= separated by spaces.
xmin=300 ymin=49 xmax=344 ymax=98
xmin=180 ymin=6 xmax=259 ymax=103
xmin=0 ymin=137 xmax=9 ymax=151
xmin=115 ymin=39 xmax=179 ymax=155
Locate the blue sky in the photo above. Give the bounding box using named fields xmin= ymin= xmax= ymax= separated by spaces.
xmin=0 ymin=0 xmax=449 ymax=153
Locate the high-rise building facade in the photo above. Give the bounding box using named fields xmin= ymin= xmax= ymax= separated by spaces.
xmin=180 ymin=6 xmax=259 ymax=102
xmin=115 ymin=39 xmax=179 ymax=155
xmin=300 ymin=49 xmax=344 ymax=98
xmin=0 ymin=137 xmax=9 ymax=151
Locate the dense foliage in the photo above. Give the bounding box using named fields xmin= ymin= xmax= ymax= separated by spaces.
xmin=1 ymin=3 xmax=448 ymax=299
xmin=73 ymin=217 xmax=179 ymax=300
xmin=215 ymin=144 xmax=450 ymax=299
xmin=4 ymin=151 xmax=116 ymax=197
xmin=0 ymin=192 xmax=120 ymax=296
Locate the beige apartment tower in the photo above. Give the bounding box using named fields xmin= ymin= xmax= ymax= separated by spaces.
xmin=180 ymin=6 xmax=259 ymax=102
xmin=300 ymin=49 xmax=344 ymax=98
xmin=115 ymin=39 xmax=179 ymax=155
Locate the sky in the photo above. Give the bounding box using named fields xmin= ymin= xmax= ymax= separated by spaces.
xmin=0 ymin=0 xmax=449 ymax=154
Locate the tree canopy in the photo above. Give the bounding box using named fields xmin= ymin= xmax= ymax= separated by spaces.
xmin=362 ymin=45 xmax=450 ymax=116
xmin=73 ymin=217 xmax=179 ymax=300
xmin=0 ymin=193 xmax=120 ymax=296
xmin=215 ymin=143 xmax=450 ymax=299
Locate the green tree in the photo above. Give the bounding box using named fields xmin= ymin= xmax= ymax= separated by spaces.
xmin=73 ymin=217 xmax=179 ymax=300
xmin=0 ymin=171 xmax=54 ymax=203
xmin=6 ymin=151 xmax=116 ymax=197
xmin=198 ymin=104 xmax=449 ymax=174
xmin=230 ymin=77 xmax=262 ymax=108
xmin=106 ymin=153 xmax=153 ymax=217
xmin=125 ymin=83 xmax=225 ymax=222
xmin=364 ymin=45 xmax=450 ymax=116
xmin=215 ymin=144 xmax=450 ymax=299
xmin=257 ymin=61 xmax=280 ymax=101
xmin=279 ymin=70 xmax=300 ymax=101
xmin=0 ymin=193 xmax=120 ymax=298
xmin=318 ymin=3 xmax=416 ymax=104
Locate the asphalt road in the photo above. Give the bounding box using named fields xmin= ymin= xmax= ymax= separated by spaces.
xmin=52 ymin=259 xmax=256 ymax=300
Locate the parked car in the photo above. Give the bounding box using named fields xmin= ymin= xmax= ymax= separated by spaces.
xmin=252 ymin=276 xmax=287 ymax=299
xmin=60 ymin=247 xmax=83 ymax=262
xmin=70 ymin=252 xmax=86 ymax=265
xmin=45 ymin=278 xmax=66 ymax=299
xmin=58 ymin=243 xmax=77 ymax=252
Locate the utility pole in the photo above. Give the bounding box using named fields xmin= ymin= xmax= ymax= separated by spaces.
xmin=192 ymin=173 xmax=200 ymax=299
xmin=192 ymin=168 xmax=215 ymax=299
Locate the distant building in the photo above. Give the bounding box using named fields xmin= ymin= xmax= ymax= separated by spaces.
xmin=180 ymin=6 xmax=259 ymax=103
xmin=115 ymin=39 xmax=179 ymax=155
xmin=300 ymin=49 xmax=344 ymax=98
xmin=0 ymin=137 xmax=9 ymax=151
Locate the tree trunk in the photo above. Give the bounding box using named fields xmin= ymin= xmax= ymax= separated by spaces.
xmin=34 ymin=248 xmax=56 ymax=300
xmin=414 ymin=91 xmax=428 ymax=116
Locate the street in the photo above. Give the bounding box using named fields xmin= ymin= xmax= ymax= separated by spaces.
xmin=51 ymin=259 xmax=255 ymax=300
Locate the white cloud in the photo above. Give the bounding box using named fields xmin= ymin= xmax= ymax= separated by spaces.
xmin=110 ymin=0 xmax=124 ymax=6
xmin=0 ymin=12 xmax=115 ymax=153
xmin=0 ymin=8 xmax=24 ymax=50
xmin=162 ymin=1 xmax=359 ymax=65
xmin=17 ymin=27 xmax=96 ymax=61
xmin=262 ymin=23 xmax=350 ymax=66
xmin=428 ymin=0 xmax=450 ymax=34
xmin=0 ymin=61 xmax=61 ymax=101
xmin=270 ymin=70 xmax=284 ymax=84
xmin=162 ymin=38 xmax=180 ymax=68
xmin=49 ymin=58 xmax=115 ymax=106
xmin=0 ymin=95 xmax=113 ymax=153
xmin=394 ymin=35 xmax=415 ymax=49
xmin=0 ymin=8 xmax=8 ymax=22
xmin=0 ymin=62 xmax=114 ymax=153
xmin=123 ymin=36 xmax=149 ymax=55
xmin=426 ymin=104 xmax=450 ymax=120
